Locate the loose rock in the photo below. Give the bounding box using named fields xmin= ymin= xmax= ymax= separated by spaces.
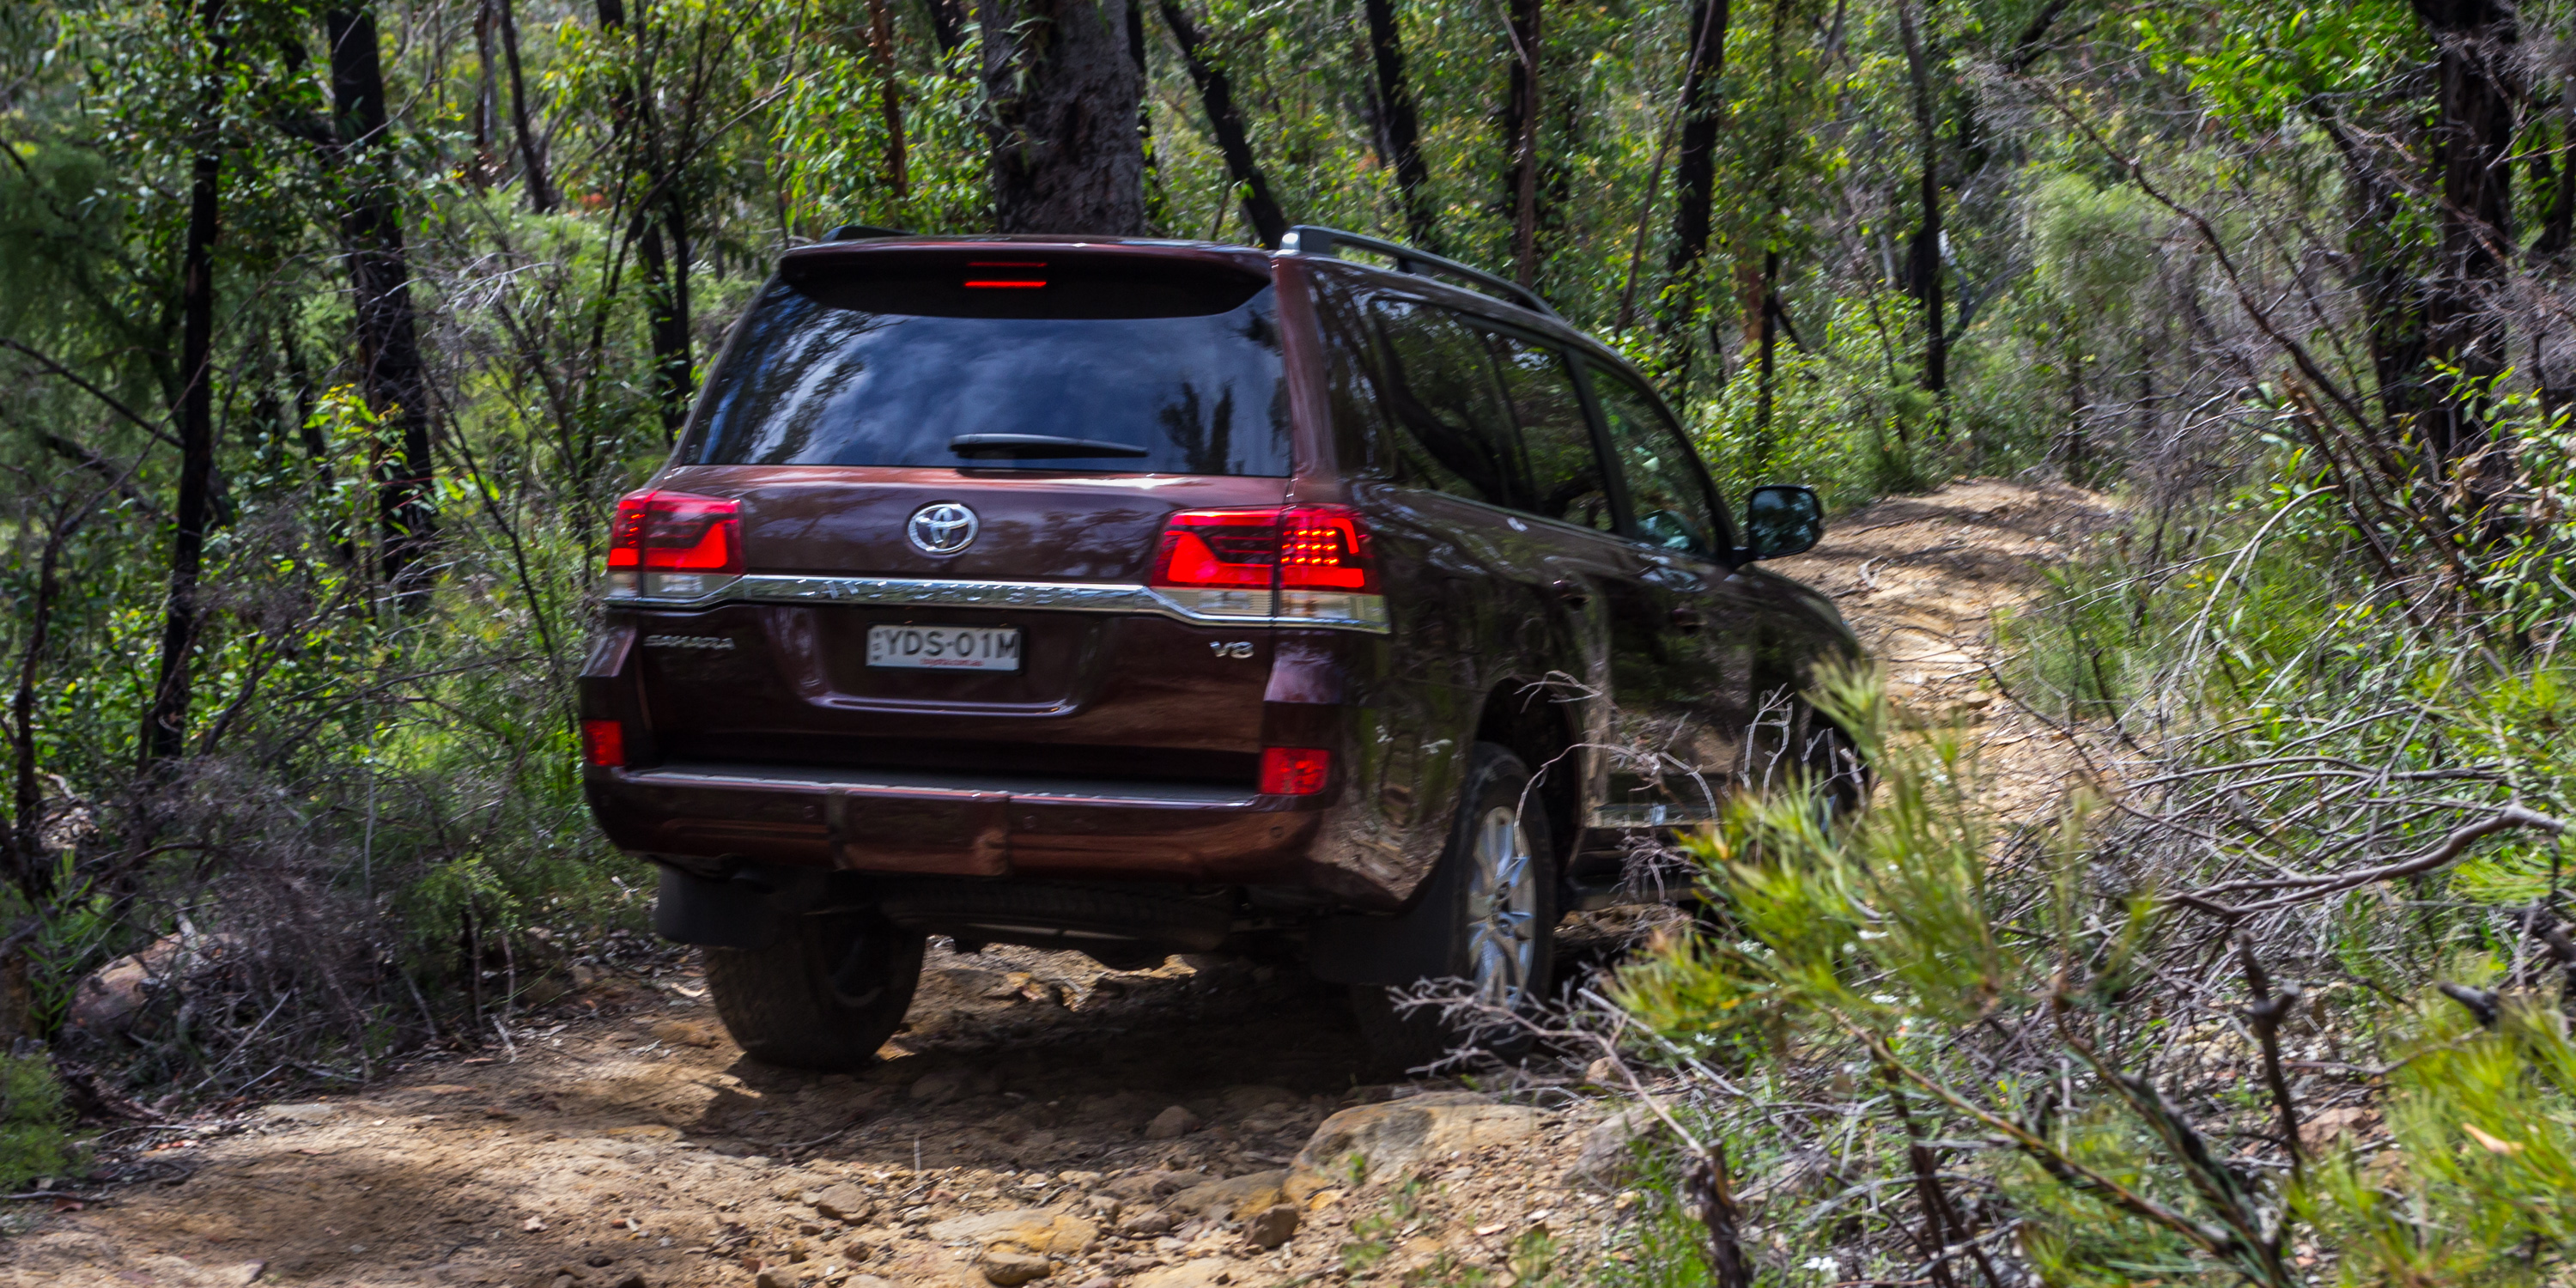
xmin=1119 ymin=1207 xmax=1174 ymax=1236
xmin=811 ymin=1183 xmax=875 ymax=1224
xmin=1288 ymin=1093 xmax=1543 ymax=1190
xmin=927 ymin=1209 xmax=1097 ymax=1256
xmin=981 ymin=1250 xmax=1054 ymax=1286
xmin=1165 ymin=1171 xmax=1286 ymax=1221
xmin=1244 ymin=1202 xmax=1298 ymax=1249
xmin=1142 ymin=1105 xmax=1201 ymax=1139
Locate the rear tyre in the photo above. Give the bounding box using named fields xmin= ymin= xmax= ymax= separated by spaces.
xmin=705 ymin=911 xmax=926 ymax=1071
xmin=1352 ymin=743 xmax=1558 ymax=1072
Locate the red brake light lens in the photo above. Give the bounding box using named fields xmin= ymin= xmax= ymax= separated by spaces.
xmin=607 ymin=489 xmax=744 ymax=574
xmin=581 ymin=720 xmax=626 ymax=768
xmin=1260 ymin=747 xmax=1331 ymax=796
xmin=1151 ymin=510 xmax=1285 ymax=589
xmin=1278 ymin=507 xmax=1374 ymax=592
xmin=1149 ymin=506 xmax=1375 ymax=593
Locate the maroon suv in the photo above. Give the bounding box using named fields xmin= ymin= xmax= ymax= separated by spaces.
xmin=580 ymin=227 xmax=1862 ymax=1069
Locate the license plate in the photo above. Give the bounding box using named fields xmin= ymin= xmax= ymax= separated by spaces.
xmin=866 ymin=624 xmax=1023 ymax=671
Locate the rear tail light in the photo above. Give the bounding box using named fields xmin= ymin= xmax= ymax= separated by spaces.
xmin=581 ymin=720 xmax=626 ymax=769
xmin=1260 ymin=747 xmax=1331 ymax=796
xmin=605 ymin=489 xmax=743 ymax=599
xmin=1148 ymin=505 xmax=1384 ymax=628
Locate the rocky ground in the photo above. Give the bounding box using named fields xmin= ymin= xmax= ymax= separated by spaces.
xmin=0 ymin=479 xmax=2121 ymax=1288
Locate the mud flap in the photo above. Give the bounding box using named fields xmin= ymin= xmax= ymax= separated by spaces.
xmin=652 ymin=863 xmax=828 ymax=950
xmin=1304 ymin=841 xmax=1467 ymax=986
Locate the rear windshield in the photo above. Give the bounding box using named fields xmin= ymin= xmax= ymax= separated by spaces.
xmin=683 ymin=253 xmax=1291 ymax=476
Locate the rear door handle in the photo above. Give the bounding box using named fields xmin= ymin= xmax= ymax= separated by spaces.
xmin=1668 ymin=607 xmax=1705 ymax=633
xmin=1552 ymin=579 xmax=1591 ymax=608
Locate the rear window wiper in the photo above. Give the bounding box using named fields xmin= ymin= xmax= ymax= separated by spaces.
xmin=949 ymin=434 xmax=1150 ymax=459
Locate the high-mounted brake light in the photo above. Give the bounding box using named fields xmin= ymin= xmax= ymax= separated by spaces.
xmin=964 ymin=260 xmax=1048 ymax=289
xmin=1260 ymin=747 xmax=1332 ymax=796
xmin=1147 ymin=504 xmax=1385 ymax=629
xmin=605 ymin=489 xmax=744 ymax=599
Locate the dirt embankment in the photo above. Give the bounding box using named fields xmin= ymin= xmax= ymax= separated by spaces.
xmin=0 ymin=480 xmax=2120 ymax=1288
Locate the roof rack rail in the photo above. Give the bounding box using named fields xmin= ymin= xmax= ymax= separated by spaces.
xmin=823 ymin=223 xmax=911 ymax=241
xmin=1280 ymin=225 xmax=1559 ymax=320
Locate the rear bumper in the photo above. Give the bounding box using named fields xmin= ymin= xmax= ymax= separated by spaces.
xmin=586 ymin=760 xmax=1333 ymax=887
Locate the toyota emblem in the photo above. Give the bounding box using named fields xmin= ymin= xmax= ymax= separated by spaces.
xmin=907 ymin=501 xmax=980 ymax=555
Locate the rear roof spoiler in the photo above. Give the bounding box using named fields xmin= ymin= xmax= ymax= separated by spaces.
xmin=1279 ymin=225 xmax=1561 ymax=320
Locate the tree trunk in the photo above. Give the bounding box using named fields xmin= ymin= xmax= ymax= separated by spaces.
xmin=1361 ymin=0 xmax=1437 ymax=251
xmin=593 ymin=0 xmax=695 ymax=440
xmin=1499 ymin=0 xmax=1541 ymax=286
xmin=497 ymin=0 xmax=552 ymax=211
xmin=1157 ymin=0 xmax=1285 ymax=246
xmin=978 ymin=0 xmax=1147 ymax=234
xmin=471 ymin=0 xmax=499 ymax=185
xmin=925 ymin=0 xmax=966 ymax=54
xmin=1893 ymin=0 xmax=1945 ymax=395
xmin=1662 ymin=0 xmax=1731 ymax=287
xmin=2412 ymin=0 xmax=2517 ymax=475
xmin=147 ymin=0 xmax=226 ymax=766
xmin=1128 ymin=3 xmax=1173 ymax=232
xmin=2319 ymin=116 xmax=2427 ymax=440
xmin=865 ymin=0 xmax=908 ymax=199
xmin=328 ymin=6 xmax=440 ymax=607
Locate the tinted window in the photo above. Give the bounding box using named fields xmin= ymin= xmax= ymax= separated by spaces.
xmin=1370 ymin=300 xmax=1521 ymax=507
xmin=1592 ymin=368 xmax=1726 ymax=556
xmin=684 ymin=264 xmax=1290 ymax=475
xmin=1491 ymin=335 xmax=1611 ymax=532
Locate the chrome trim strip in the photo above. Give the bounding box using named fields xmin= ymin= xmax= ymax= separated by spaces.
xmin=607 ymin=574 xmax=1392 ymax=634
xmin=625 ymin=764 xmax=1258 ymax=808
xmin=1588 ymin=803 xmax=1722 ymax=829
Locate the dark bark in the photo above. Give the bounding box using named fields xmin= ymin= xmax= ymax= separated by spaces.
xmin=1157 ymin=0 xmax=1285 ymax=246
xmin=12 ymin=505 xmax=81 ymax=897
xmin=2539 ymin=83 xmax=2574 ymax=256
xmin=2412 ymin=0 xmax=2518 ymax=474
xmin=2319 ymin=116 xmax=2428 ymax=439
xmin=1498 ymin=0 xmax=1541 ymax=286
xmin=471 ymin=0 xmax=499 ymax=185
xmin=147 ymin=2 xmax=225 ymax=766
xmin=1128 ymin=2 xmax=1172 ymax=232
xmin=1893 ymin=0 xmax=1946 ymax=395
xmin=1361 ymin=0 xmax=1437 ymax=250
xmin=497 ymin=0 xmax=552 ymax=211
xmin=593 ymin=0 xmax=694 ymax=440
xmin=866 ymin=0 xmax=908 ymax=198
xmin=978 ymin=0 xmax=1146 ymax=234
xmin=1683 ymin=1150 xmax=1754 ymax=1288
xmin=923 ymin=0 xmax=966 ymax=53
xmin=1662 ymin=0 xmax=1730 ymax=288
xmin=327 ymin=6 xmax=440 ymax=605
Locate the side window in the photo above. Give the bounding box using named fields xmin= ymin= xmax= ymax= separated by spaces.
xmin=1312 ymin=275 xmax=1392 ymax=476
xmin=1489 ymin=334 xmax=1613 ymax=532
xmin=1592 ymin=368 xmax=1727 ymax=556
xmin=1370 ymin=300 xmax=1521 ymax=507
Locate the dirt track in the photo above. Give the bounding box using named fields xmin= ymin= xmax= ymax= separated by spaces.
xmin=0 ymin=479 xmax=2119 ymax=1288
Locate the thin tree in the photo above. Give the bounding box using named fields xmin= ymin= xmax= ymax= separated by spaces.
xmin=328 ymin=5 xmax=440 ymax=605
xmin=1659 ymin=0 xmax=1730 ymax=325
xmin=1361 ymin=0 xmax=1437 ymax=250
xmin=595 ymin=0 xmax=696 ymax=440
xmin=865 ymin=0 xmax=908 ymax=199
xmin=1498 ymin=0 xmax=1542 ymax=286
xmin=977 ymin=0 xmax=1147 ymax=234
xmin=1157 ymin=0 xmax=1285 ymax=246
xmin=1893 ymin=0 xmax=1946 ymax=396
xmin=497 ymin=0 xmax=552 ymax=211
xmin=2413 ymin=0 xmax=2518 ymax=480
xmin=146 ymin=0 xmax=227 ymax=765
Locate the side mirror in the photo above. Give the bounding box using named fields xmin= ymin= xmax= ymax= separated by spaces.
xmin=1743 ymin=484 xmax=1824 ymax=559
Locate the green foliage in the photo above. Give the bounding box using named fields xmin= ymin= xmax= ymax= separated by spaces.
xmin=0 ymin=1054 xmax=70 ymax=1191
